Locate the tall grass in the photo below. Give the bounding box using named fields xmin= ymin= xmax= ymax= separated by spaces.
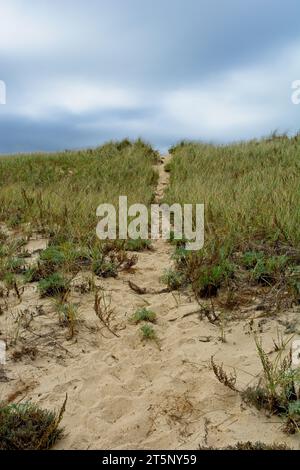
xmin=165 ymin=135 xmax=300 ymax=299
xmin=0 ymin=139 xmax=159 ymax=246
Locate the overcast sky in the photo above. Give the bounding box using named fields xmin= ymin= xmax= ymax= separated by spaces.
xmin=0 ymin=0 xmax=300 ymax=153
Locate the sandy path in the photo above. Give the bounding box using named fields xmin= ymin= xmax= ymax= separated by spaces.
xmin=1 ymin=156 xmax=300 ymax=449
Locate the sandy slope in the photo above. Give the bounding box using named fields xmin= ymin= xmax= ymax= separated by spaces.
xmin=1 ymin=156 xmax=300 ymax=449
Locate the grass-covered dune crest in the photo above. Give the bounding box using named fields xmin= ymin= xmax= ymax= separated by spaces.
xmin=164 ymin=134 xmax=300 ymax=306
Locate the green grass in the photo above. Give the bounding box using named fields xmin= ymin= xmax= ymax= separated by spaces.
xmin=161 ymin=268 xmax=186 ymax=290
xmin=241 ymin=336 xmax=300 ymax=434
xmin=0 ymin=139 xmax=159 ymax=246
xmin=123 ymin=238 xmax=152 ymax=252
xmin=199 ymin=442 xmax=290 ymax=450
xmin=38 ymin=272 xmax=69 ymax=297
xmin=213 ymin=334 xmax=300 ymax=434
xmin=140 ymin=324 xmax=157 ymax=341
xmin=242 ymin=251 xmax=289 ymax=285
xmin=0 ymin=139 xmax=159 ymax=284
xmin=130 ymin=307 xmax=157 ymax=324
xmin=0 ymin=398 xmax=66 ymax=450
xmin=165 ymin=135 xmax=300 ymax=299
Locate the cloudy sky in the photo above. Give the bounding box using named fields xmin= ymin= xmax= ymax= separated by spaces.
xmin=0 ymin=0 xmax=300 ymax=153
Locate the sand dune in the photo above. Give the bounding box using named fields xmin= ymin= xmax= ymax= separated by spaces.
xmin=1 ymin=156 xmax=299 ymax=449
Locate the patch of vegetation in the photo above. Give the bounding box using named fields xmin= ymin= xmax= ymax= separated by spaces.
xmin=242 ymin=336 xmax=300 ymax=434
xmin=5 ymin=257 xmax=26 ymax=275
xmin=169 ymin=230 xmax=187 ymax=248
xmin=92 ymin=258 xmax=118 ymax=278
xmin=56 ymin=300 xmax=79 ymax=340
xmin=140 ymin=324 xmax=157 ymax=341
xmin=0 ymin=140 xmax=159 ymax=248
xmin=40 ymin=246 xmax=65 ymax=267
xmin=290 ymin=266 xmax=300 ymax=303
xmin=242 ymin=251 xmax=289 ymax=285
xmin=193 ymin=258 xmax=235 ymax=298
xmin=164 ymin=162 xmax=172 ymax=173
xmin=123 ymin=238 xmax=152 ymax=252
xmin=131 ymin=307 xmax=157 ymax=324
xmin=38 ymin=273 xmax=69 ymax=297
xmin=0 ymin=397 xmax=66 ymax=450
xmin=199 ymin=441 xmax=290 ymax=450
xmin=212 ymin=335 xmax=300 ymax=434
xmin=2 ymin=272 xmax=17 ymax=290
xmin=164 ymin=136 xmax=300 ymax=305
xmin=24 ymin=265 xmax=46 ymax=283
xmin=161 ymin=268 xmax=186 ymax=290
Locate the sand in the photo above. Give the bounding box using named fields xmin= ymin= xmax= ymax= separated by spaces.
xmin=1 ymin=156 xmax=300 ymax=449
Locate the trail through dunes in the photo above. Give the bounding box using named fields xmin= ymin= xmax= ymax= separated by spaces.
xmin=1 ymin=155 xmax=300 ymax=449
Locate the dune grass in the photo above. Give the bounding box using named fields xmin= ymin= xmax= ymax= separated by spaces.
xmin=0 ymin=139 xmax=159 ymax=290
xmin=165 ymin=135 xmax=300 ymax=301
xmin=0 ymin=139 xmax=159 ymax=246
xmin=0 ymin=397 xmax=66 ymax=450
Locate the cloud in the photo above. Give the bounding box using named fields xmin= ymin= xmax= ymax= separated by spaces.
xmin=0 ymin=1 xmax=66 ymax=55
xmin=161 ymin=40 xmax=300 ymax=141
xmin=13 ymin=80 xmax=140 ymax=118
xmin=0 ymin=0 xmax=300 ymax=152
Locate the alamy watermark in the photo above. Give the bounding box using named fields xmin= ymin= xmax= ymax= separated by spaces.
xmin=292 ymin=340 xmax=300 ymax=367
xmin=96 ymin=196 xmax=204 ymax=251
xmin=0 ymin=80 xmax=6 ymax=105
xmin=0 ymin=340 xmax=6 ymax=365
xmin=291 ymin=80 xmax=300 ymax=105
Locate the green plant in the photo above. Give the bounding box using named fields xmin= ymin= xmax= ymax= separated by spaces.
xmin=38 ymin=273 xmax=69 ymax=297
xmin=56 ymin=301 xmax=79 ymax=340
xmin=199 ymin=441 xmax=290 ymax=450
xmin=6 ymin=257 xmax=25 ymax=274
xmin=131 ymin=307 xmax=157 ymax=324
xmin=164 ymin=162 xmax=172 ymax=172
xmin=40 ymin=246 xmax=65 ymax=266
xmin=194 ymin=259 xmax=235 ymax=298
xmin=169 ymin=231 xmax=187 ymax=248
xmin=3 ymin=272 xmax=16 ymax=290
xmin=289 ymin=266 xmax=300 ymax=303
xmin=124 ymin=238 xmax=152 ymax=252
xmin=92 ymin=258 xmax=118 ymax=278
xmin=242 ymin=251 xmax=288 ymax=285
xmin=161 ymin=269 xmax=185 ymax=290
xmin=23 ymin=265 xmax=43 ymax=283
xmin=0 ymin=397 xmax=66 ymax=450
xmin=164 ymin=137 xmax=300 ymax=305
xmin=0 ymin=140 xmax=158 ymax=247
xmin=140 ymin=324 xmax=157 ymax=341
xmin=241 ymin=336 xmax=300 ymax=433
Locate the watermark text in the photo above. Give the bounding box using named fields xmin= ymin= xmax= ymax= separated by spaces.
xmin=96 ymin=196 xmax=204 ymax=251
xmin=291 ymin=80 xmax=300 ymax=105
xmin=0 ymin=80 xmax=6 ymax=105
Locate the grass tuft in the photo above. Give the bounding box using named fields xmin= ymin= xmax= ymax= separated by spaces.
xmin=140 ymin=324 xmax=157 ymax=341
xmin=0 ymin=397 xmax=66 ymax=450
xmin=131 ymin=307 xmax=157 ymax=324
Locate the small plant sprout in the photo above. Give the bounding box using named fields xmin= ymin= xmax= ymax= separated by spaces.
xmin=94 ymin=288 xmax=120 ymax=338
xmin=56 ymin=300 xmax=79 ymax=340
xmin=131 ymin=307 xmax=157 ymax=324
xmin=140 ymin=324 xmax=157 ymax=341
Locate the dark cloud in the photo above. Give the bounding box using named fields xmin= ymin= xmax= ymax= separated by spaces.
xmin=1 ymin=0 xmax=300 ymax=153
